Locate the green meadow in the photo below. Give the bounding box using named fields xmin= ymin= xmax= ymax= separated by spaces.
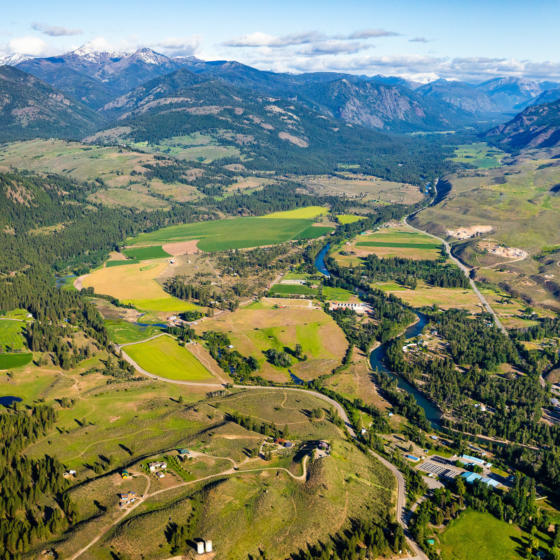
xmin=0 ymin=353 xmax=33 ymax=369
xmin=124 ymin=335 xmax=214 ymax=382
xmin=439 ymin=510 xmax=544 ymax=560
xmin=128 ymin=213 xmax=333 ymax=252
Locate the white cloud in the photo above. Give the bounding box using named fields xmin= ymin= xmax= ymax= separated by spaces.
xmin=298 ymin=41 xmax=371 ymax=56
xmin=224 ymin=31 xmax=322 ymax=48
xmin=8 ymin=36 xmax=49 ymax=56
xmin=409 ymin=37 xmax=429 ymax=43
xmin=31 ymin=23 xmax=82 ymax=37
xmin=152 ymin=36 xmax=201 ymax=57
xmin=346 ymin=29 xmax=399 ymax=39
xmin=224 ymin=29 xmax=398 ymax=49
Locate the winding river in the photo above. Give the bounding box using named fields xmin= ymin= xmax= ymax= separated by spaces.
xmin=315 ymin=243 xmax=442 ymax=427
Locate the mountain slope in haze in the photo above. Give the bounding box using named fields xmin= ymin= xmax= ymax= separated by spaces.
xmin=417 ymin=79 xmax=499 ymax=115
xmin=485 ymin=99 xmax=560 ymax=150
xmin=17 ymin=47 xmax=190 ymax=109
xmin=0 ymin=66 xmax=106 ymax=141
xmin=476 ymin=77 xmax=559 ymax=112
xmin=91 ymin=68 xmax=447 ymax=180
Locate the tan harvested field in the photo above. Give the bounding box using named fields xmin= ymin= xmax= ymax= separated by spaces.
xmin=194 ymin=301 xmax=347 ymax=382
xmin=162 ymin=240 xmax=200 ymax=256
xmin=300 ymin=173 xmax=424 ymax=205
xmin=82 ymin=260 xmax=169 ymax=301
xmin=376 ymin=281 xmax=482 ymax=311
xmin=81 ymin=259 xmax=198 ymax=313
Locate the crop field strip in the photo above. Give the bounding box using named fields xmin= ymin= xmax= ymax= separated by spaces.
xmin=127 ymin=208 xmax=334 ymax=252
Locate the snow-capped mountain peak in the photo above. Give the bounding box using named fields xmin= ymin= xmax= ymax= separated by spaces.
xmin=131 ymin=48 xmax=169 ymax=65
xmin=71 ymin=40 xmax=128 ymax=62
xmin=0 ymin=52 xmax=33 ymax=66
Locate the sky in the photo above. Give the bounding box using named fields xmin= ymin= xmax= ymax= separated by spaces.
xmin=1 ymin=0 xmax=559 ymax=82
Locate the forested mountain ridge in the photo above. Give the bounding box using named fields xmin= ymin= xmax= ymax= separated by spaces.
xmin=0 ymin=66 xmax=106 ymax=141
xmin=90 ymin=67 xmax=450 ymax=179
xmin=485 ymin=98 xmax=560 ymax=150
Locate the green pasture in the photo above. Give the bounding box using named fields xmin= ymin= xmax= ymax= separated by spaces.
xmin=0 ymin=319 xmax=26 ymax=351
xmin=337 ymin=214 xmax=366 ymax=225
xmin=439 ymin=510 xmax=543 ymax=560
xmin=123 ymin=246 xmax=171 ymax=260
xmin=356 ymin=241 xmax=442 ymax=249
xmin=451 ymin=142 xmax=506 ymax=169
xmin=127 ymin=214 xmax=333 ymax=252
xmin=0 ymin=353 xmax=33 ymax=369
xmin=124 ymin=335 xmax=214 ymax=382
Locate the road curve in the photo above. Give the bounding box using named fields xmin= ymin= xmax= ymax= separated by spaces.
xmin=118 ymin=341 xmax=428 ymax=558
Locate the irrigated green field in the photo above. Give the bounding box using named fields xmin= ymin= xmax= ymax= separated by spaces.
xmin=269 ymin=284 xmax=316 ymax=296
xmin=123 ymin=246 xmax=170 ymax=260
xmin=0 ymin=352 xmax=33 ymax=369
xmin=123 ymin=335 xmax=216 ymax=382
xmin=439 ymin=510 xmax=541 ymax=560
xmin=127 ymin=211 xmax=333 ymax=252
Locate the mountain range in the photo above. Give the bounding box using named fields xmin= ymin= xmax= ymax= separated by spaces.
xmin=1 ymin=43 xmax=560 ymax=149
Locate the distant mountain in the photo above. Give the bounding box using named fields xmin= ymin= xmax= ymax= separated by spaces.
xmin=485 ymin=99 xmax=560 ymax=150
xmin=0 ymin=66 xmax=105 ymax=141
xmin=6 ymin=43 xmax=560 ymax=137
xmin=91 ymin=67 xmax=443 ymax=178
xmin=417 ymin=79 xmax=498 ymax=114
xmin=475 ymin=77 xmax=558 ymax=112
xmin=17 ymin=46 xmax=190 ymax=109
xmin=170 ymin=60 xmax=470 ymax=131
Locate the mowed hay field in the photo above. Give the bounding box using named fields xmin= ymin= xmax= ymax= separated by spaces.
xmin=80 ymin=260 xmax=198 ymax=313
xmin=127 ymin=209 xmax=333 ymax=252
xmin=194 ymin=302 xmax=347 ymax=382
xmin=123 ymin=335 xmax=217 ymax=382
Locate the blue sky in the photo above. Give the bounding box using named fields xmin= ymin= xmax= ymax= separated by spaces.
xmin=2 ymin=0 xmax=559 ymax=81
